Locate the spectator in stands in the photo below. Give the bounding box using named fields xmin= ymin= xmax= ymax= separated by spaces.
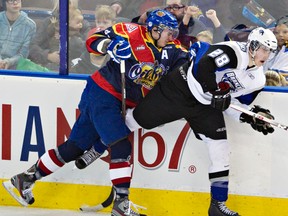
xmin=132 ymin=0 xmax=207 ymax=48
xmin=265 ymin=70 xmax=287 ymax=86
xmin=164 ymin=0 xmax=207 ymax=37
xmin=264 ymin=15 xmax=288 ymax=79
xmin=190 ymin=7 xmax=226 ymax=43
xmin=72 ymin=5 xmax=116 ymax=74
xmin=0 ymin=0 xmax=36 ymax=69
xmin=196 ymin=30 xmax=213 ymax=44
xmin=110 ymin=0 xmax=163 ymax=20
xmin=28 ymin=0 xmax=90 ymax=71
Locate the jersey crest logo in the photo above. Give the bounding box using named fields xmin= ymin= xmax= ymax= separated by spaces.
xmin=222 ymin=71 xmax=244 ymax=92
xmin=128 ymin=61 xmax=166 ymax=90
xmin=125 ymin=24 xmax=138 ymax=33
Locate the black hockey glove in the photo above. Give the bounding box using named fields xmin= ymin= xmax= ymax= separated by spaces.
xmin=240 ymin=105 xmax=275 ymax=135
xmin=210 ymin=82 xmax=231 ymax=111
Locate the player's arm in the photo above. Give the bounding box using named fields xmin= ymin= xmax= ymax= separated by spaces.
xmin=195 ymin=44 xmax=238 ymax=92
xmin=86 ymin=23 xmax=129 ymax=55
xmin=86 ymin=23 xmax=131 ymax=63
xmin=190 ymin=44 xmax=238 ymax=111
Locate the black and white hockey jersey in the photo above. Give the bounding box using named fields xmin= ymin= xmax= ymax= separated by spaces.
xmin=187 ymin=41 xmax=265 ymax=107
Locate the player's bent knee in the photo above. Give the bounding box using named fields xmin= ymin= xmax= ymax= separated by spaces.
xmin=57 ymin=140 xmax=85 ymax=163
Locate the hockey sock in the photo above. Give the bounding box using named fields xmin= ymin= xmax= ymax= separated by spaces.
xmin=36 ymin=149 xmax=65 ymax=177
xmin=210 ymin=181 xmax=229 ymax=202
xmin=109 ymin=160 xmax=132 ymax=194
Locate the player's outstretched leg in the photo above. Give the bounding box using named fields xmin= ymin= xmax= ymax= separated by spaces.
xmin=208 ymin=198 xmax=239 ymax=216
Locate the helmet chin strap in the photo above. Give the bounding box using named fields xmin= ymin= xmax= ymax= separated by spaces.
xmin=150 ymin=29 xmax=162 ymax=48
xmin=248 ymin=43 xmax=258 ymax=67
xmin=249 ymin=50 xmax=256 ymax=66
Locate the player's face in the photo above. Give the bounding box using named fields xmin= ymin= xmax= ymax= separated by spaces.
xmin=253 ymin=45 xmax=272 ymax=67
xmin=273 ymin=24 xmax=288 ymax=48
xmin=153 ymin=28 xmax=175 ymax=47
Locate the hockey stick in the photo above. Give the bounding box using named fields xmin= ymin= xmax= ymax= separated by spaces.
xmin=80 ymin=61 xmax=127 ymax=212
xmin=229 ymin=104 xmax=288 ymax=131
xmin=80 ymin=186 xmax=116 ymax=212
xmin=121 ymin=60 xmax=126 ymax=118
xmin=80 ymin=186 xmax=147 ymax=215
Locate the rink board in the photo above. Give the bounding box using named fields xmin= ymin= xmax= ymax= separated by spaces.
xmin=0 ymin=74 xmax=288 ymax=215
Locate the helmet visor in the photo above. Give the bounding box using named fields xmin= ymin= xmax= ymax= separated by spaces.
xmin=159 ymin=26 xmax=179 ymax=40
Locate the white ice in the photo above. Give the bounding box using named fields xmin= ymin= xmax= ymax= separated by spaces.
xmin=0 ymin=206 xmax=109 ymax=216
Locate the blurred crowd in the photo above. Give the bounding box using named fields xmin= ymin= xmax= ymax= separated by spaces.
xmin=0 ymin=0 xmax=287 ymax=86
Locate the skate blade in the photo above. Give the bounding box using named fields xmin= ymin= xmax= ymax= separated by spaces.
xmin=2 ymin=181 xmax=28 ymax=207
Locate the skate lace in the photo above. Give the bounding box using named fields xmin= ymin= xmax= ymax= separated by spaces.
xmin=81 ymin=148 xmax=101 ymax=165
xmin=123 ymin=199 xmax=147 ymax=215
xmin=218 ymin=202 xmax=236 ymax=215
xmin=22 ymin=183 xmax=34 ymax=201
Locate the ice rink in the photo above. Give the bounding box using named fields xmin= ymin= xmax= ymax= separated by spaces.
xmin=0 ymin=206 xmax=109 ymax=216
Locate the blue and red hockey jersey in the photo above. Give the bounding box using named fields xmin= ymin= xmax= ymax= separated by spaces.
xmin=86 ymin=22 xmax=188 ymax=107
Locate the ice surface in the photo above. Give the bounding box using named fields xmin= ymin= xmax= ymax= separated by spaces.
xmin=0 ymin=206 xmax=109 ymax=216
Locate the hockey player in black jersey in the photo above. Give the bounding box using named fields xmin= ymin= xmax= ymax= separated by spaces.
xmin=126 ymin=27 xmax=278 ymax=216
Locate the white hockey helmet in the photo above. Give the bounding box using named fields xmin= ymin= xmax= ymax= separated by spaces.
xmin=248 ymin=27 xmax=277 ymax=52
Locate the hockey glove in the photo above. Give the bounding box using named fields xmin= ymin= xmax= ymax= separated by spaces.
xmin=210 ymin=82 xmax=231 ymax=111
xmin=107 ymin=36 xmax=131 ymax=64
xmin=240 ymin=105 xmax=275 ymax=135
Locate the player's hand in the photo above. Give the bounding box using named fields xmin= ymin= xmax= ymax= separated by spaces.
xmin=240 ymin=105 xmax=275 ymax=135
xmin=188 ymin=41 xmax=201 ymax=61
xmin=107 ymin=36 xmax=131 ymax=64
xmin=210 ymin=82 xmax=231 ymax=111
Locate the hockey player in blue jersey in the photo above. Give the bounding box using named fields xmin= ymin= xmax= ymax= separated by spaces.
xmin=4 ymin=9 xmax=188 ymax=216
xmin=125 ymin=27 xmax=278 ymax=216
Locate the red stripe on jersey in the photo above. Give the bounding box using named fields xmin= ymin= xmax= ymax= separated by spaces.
xmin=91 ymin=72 xmax=137 ymax=108
xmin=48 ymin=149 xmax=65 ymax=167
xmin=37 ymin=159 xmax=53 ymax=175
xmin=114 ymin=23 xmax=155 ymax=63
xmin=111 ymin=177 xmax=131 ymax=186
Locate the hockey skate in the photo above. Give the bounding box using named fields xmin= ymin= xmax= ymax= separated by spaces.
xmin=208 ymin=198 xmax=239 ymax=216
xmin=3 ymin=170 xmax=36 ymax=206
xmin=112 ymin=196 xmax=146 ymax=216
xmin=75 ymin=147 xmax=102 ymax=169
